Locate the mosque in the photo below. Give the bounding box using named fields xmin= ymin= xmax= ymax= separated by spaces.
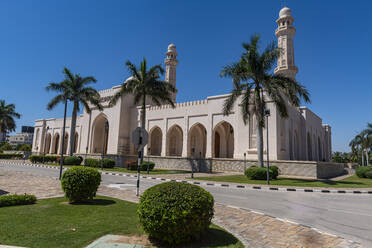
xmin=32 ymin=7 xmax=339 ymax=178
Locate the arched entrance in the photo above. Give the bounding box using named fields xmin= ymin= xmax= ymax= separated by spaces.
xmin=45 ymin=133 xmax=51 ymax=154
xmin=63 ymin=133 xmax=69 ymax=154
xmin=213 ymin=121 xmax=234 ymax=158
xmin=166 ymin=125 xmax=183 ymax=156
xmin=149 ymin=127 xmax=162 ymax=156
xmin=188 ymin=123 xmax=207 ymax=158
xmin=307 ymin=132 xmax=312 ymax=161
xmin=52 ymin=133 xmax=60 ymax=154
xmin=34 ymin=128 xmax=40 ymax=150
xmin=91 ymin=115 xmax=109 ymax=154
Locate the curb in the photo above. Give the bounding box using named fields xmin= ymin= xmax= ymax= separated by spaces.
xmin=1 ymin=161 xmax=372 ymax=195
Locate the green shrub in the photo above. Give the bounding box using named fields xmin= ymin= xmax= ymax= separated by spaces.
xmin=246 ymin=167 xmax=274 ymax=180
xmin=270 ymin=166 xmax=279 ymax=179
xmin=126 ymin=161 xmax=155 ymax=171
xmin=356 ymin=166 xmax=372 ymax=178
xmin=138 ymin=182 xmax=214 ymax=245
xmin=19 ymin=144 xmax=32 ymax=151
xmin=0 ymin=194 xmax=37 ymax=207
xmin=365 ymin=170 xmax=372 ymax=179
xmin=29 ymin=155 xmax=59 ymax=163
xmin=0 ymin=143 xmax=13 ymax=151
xmin=0 ymin=153 xmax=23 ymax=159
xmin=61 ymin=166 xmax=101 ymax=202
xmin=84 ymin=158 xmax=115 ymax=168
xmin=63 ymin=156 xmax=82 ymax=165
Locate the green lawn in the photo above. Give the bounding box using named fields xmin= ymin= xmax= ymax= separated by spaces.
xmin=0 ymin=196 xmax=243 ymax=248
xmin=44 ymin=163 xmax=190 ymax=175
xmin=193 ymin=174 xmax=372 ymax=188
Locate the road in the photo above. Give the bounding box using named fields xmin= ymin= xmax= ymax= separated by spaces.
xmin=1 ymin=162 xmax=371 ymax=247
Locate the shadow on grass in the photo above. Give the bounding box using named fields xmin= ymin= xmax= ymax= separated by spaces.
xmin=282 ymin=178 xmax=364 ymax=186
xmin=0 ymin=189 xmax=9 ymax=196
xmin=70 ymin=199 xmax=116 ymax=206
xmin=149 ymin=226 xmax=241 ymax=248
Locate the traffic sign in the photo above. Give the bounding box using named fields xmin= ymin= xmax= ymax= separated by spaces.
xmin=131 ymin=127 xmax=148 ymax=150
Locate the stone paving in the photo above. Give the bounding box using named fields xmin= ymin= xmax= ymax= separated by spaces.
xmin=0 ymin=168 xmax=362 ymax=248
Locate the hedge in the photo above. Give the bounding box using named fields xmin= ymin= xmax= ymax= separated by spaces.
xmin=29 ymin=155 xmax=59 ymax=163
xmin=63 ymin=156 xmax=82 ymax=165
xmin=138 ymin=182 xmax=214 ymax=245
xmin=84 ymin=158 xmax=115 ymax=168
xmin=356 ymin=166 xmax=372 ymax=178
xmin=0 ymin=194 xmax=37 ymax=207
xmin=126 ymin=161 xmax=155 ymax=171
xmin=61 ymin=166 xmax=101 ymax=202
xmin=246 ymin=166 xmax=275 ymax=180
xmin=365 ymin=170 xmax=372 ymax=179
xmin=0 ymin=153 xmax=24 ymax=160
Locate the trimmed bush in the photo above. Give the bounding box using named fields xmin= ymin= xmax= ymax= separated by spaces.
xmin=270 ymin=166 xmax=279 ymax=179
xmin=365 ymin=170 xmax=372 ymax=179
xmin=0 ymin=194 xmax=37 ymax=207
xmin=19 ymin=144 xmax=32 ymax=152
xmin=84 ymin=158 xmax=115 ymax=168
xmin=246 ymin=166 xmax=274 ymax=180
xmin=0 ymin=153 xmax=23 ymax=159
xmin=138 ymin=182 xmax=214 ymax=245
xmin=63 ymin=156 xmax=82 ymax=165
xmin=61 ymin=166 xmax=101 ymax=202
xmin=356 ymin=166 xmax=372 ymax=178
xmin=126 ymin=161 xmax=155 ymax=171
xmin=29 ymin=155 xmax=59 ymax=163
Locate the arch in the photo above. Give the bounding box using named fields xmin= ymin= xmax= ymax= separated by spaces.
xmin=318 ymin=136 xmax=322 ymax=161
xmin=307 ymin=132 xmax=312 ymax=161
xmin=188 ymin=123 xmax=207 ymax=158
xmin=249 ymin=115 xmax=257 ymax=149
xmin=52 ymin=133 xmax=60 ymax=154
xmin=44 ymin=133 xmax=52 ymax=154
xmin=63 ymin=133 xmax=69 ymax=154
xmin=166 ymin=125 xmax=183 ymax=157
xmin=91 ymin=114 xmax=109 ymax=154
xmin=34 ymin=128 xmax=40 ymax=150
xmin=213 ymin=121 xmax=234 ymax=158
xmin=73 ymin=132 xmax=79 ymax=153
xmin=149 ymin=126 xmax=162 ymax=156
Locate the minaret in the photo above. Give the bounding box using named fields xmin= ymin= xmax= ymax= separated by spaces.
xmin=165 ymin=43 xmax=178 ymax=102
xmin=274 ymin=7 xmax=298 ymax=80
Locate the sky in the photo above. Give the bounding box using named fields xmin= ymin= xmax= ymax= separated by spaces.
xmin=0 ymin=0 xmax=371 ymax=152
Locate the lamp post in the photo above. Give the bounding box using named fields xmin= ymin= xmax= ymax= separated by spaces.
xmin=244 ymin=152 xmax=247 ymax=175
xmin=191 ymin=148 xmax=195 ymax=178
xmin=147 ymin=147 xmax=150 ymax=174
xmin=42 ymin=126 xmax=49 ymax=164
xmin=101 ymin=120 xmax=109 ymax=170
xmin=264 ymin=109 xmax=270 ymax=185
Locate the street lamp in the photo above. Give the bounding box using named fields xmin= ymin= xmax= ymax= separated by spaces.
xmin=244 ymin=152 xmax=247 ymax=175
xmin=101 ymin=120 xmax=109 ymax=170
xmin=264 ymin=109 xmax=270 ymax=185
xmin=147 ymin=147 xmax=151 ymax=174
xmin=191 ymin=148 xmax=195 ymax=178
xmin=42 ymin=126 xmax=49 ymax=164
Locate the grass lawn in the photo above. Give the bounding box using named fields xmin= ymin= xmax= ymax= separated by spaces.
xmin=44 ymin=163 xmax=190 ymax=175
xmin=0 ymin=196 xmax=243 ymax=248
xmin=193 ymin=174 xmax=372 ymax=188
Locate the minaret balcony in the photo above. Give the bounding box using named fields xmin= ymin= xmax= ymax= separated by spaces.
xmin=275 ymin=26 xmax=296 ymax=36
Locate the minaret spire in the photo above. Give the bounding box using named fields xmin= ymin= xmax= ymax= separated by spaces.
xmin=274 ymin=7 xmax=298 ymax=80
xmin=165 ymin=43 xmax=178 ymax=102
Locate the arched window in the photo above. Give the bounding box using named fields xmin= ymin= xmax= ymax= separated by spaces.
xmin=45 ymin=133 xmax=52 ymax=154
xmin=52 ymin=133 xmax=60 ymax=154
xmin=188 ymin=123 xmax=207 ymax=158
xmin=213 ymin=121 xmax=234 ymax=158
xmin=149 ymin=127 xmax=162 ymax=156
xmin=34 ymin=128 xmax=40 ymax=150
xmin=63 ymin=133 xmax=69 ymax=154
xmin=73 ymin=133 xmax=79 ymax=153
xmin=166 ymin=125 xmax=183 ymax=157
xmin=91 ymin=115 xmax=109 ymax=154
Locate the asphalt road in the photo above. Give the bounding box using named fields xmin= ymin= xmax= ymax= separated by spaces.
xmin=1 ymin=162 xmax=371 ymax=247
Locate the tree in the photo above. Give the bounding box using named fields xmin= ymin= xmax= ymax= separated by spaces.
xmin=46 ymin=68 xmax=102 ymax=156
xmin=109 ymin=58 xmax=176 ymax=164
xmin=0 ymin=99 xmax=21 ymax=142
xmin=220 ymin=34 xmax=310 ymax=167
xmin=350 ymin=123 xmax=372 ymax=166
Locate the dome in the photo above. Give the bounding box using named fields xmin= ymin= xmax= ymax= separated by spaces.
xmin=279 ymin=7 xmax=292 ymax=18
xmin=168 ymin=43 xmax=176 ymax=51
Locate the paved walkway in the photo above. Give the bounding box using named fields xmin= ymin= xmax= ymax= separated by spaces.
xmin=0 ymin=168 xmax=362 ymax=248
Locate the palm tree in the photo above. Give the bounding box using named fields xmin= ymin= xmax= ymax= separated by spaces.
xmin=351 ymin=123 xmax=372 ymax=166
xmin=0 ymin=100 xmax=21 ymax=142
xmin=46 ymin=67 xmax=103 ymax=157
xmin=220 ymin=34 xmax=310 ymax=167
xmin=109 ymin=58 xmax=176 ymax=164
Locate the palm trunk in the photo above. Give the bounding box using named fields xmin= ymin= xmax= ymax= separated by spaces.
xmin=140 ymin=96 xmax=146 ymax=164
xmin=256 ymin=121 xmax=264 ymax=167
xmin=366 ymin=149 xmax=369 ymax=166
xmin=68 ymin=101 xmax=78 ymax=156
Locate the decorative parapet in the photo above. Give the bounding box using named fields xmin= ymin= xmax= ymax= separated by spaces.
xmin=148 ymin=99 xmax=208 ymax=111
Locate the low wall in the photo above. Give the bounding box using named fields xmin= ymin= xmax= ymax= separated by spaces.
xmin=74 ymin=154 xmax=347 ymax=179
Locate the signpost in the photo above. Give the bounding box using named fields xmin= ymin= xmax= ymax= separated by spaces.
xmin=131 ymin=127 xmax=148 ymax=196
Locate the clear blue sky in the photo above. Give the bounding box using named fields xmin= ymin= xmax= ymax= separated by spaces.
xmin=0 ymin=0 xmax=371 ymax=152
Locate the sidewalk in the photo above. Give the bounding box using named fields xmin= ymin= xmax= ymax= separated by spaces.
xmin=0 ymin=168 xmax=362 ymax=248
